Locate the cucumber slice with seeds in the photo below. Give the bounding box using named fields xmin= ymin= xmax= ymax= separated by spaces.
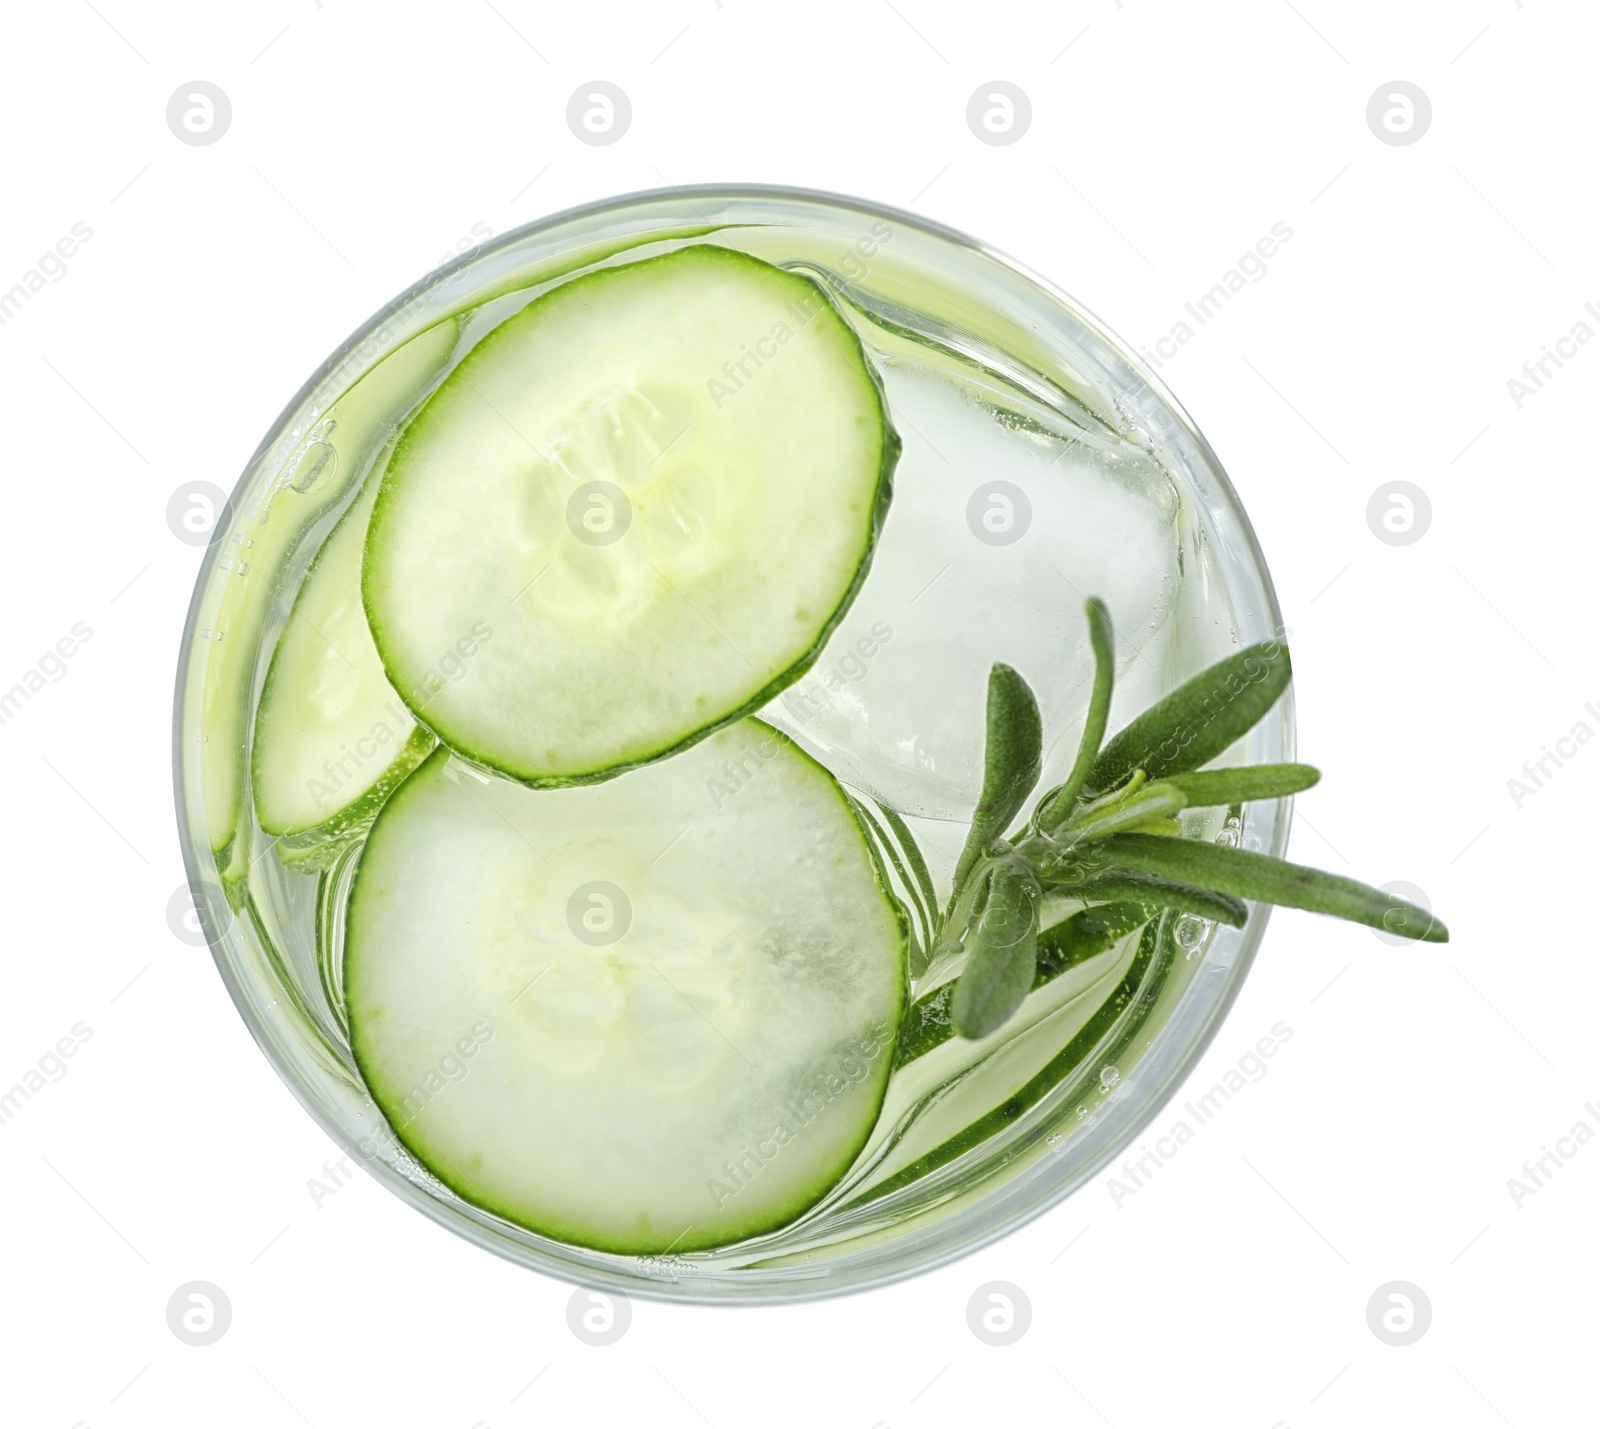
xmin=362 ymin=244 xmax=898 ymax=786
xmin=345 ymin=720 xmax=907 ymax=1253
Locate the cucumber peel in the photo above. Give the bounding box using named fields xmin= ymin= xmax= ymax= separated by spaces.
xmin=363 ymin=244 xmax=899 ymax=788
xmin=253 ymin=468 xmax=437 ymax=862
xmin=345 ymin=720 xmax=907 ymax=1254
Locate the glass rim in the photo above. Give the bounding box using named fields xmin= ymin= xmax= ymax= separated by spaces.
xmin=173 ymin=182 xmax=1290 ymax=1305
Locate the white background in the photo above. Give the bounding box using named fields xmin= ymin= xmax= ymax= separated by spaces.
xmin=0 ymin=1 xmax=1592 ymax=1425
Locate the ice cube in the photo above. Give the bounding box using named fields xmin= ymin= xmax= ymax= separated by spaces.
xmin=763 ymin=359 xmax=1185 ymax=823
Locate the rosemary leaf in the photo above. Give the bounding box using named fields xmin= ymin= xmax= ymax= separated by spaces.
xmin=1126 ymin=816 xmax=1183 ymax=837
xmin=894 ymin=899 xmax=1152 ymax=1067
xmin=951 ymin=862 xmax=1040 ymax=1039
xmin=1058 ymin=782 xmax=1188 ymax=843
xmin=1062 ymin=869 xmax=1248 ymax=927
xmin=1098 ymin=833 xmax=1448 ymax=942
xmin=1041 ymin=597 xmax=1115 ymax=827
xmin=1088 ymin=639 xmax=1291 ymax=795
xmin=867 ymin=919 xmax=1170 ymax=1202
xmin=1162 ymin=764 xmax=1321 ymax=806
xmin=951 ymin=664 xmax=1043 ymax=898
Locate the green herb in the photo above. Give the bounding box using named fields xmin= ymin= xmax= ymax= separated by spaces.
xmin=1034 ymin=900 xmax=1153 ymax=980
xmin=949 ymin=664 xmax=1042 ymax=902
xmin=893 ymin=898 xmax=1149 ymax=1068
xmin=949 ymin=861 xmax=1040 ymax=1039
xmin=1096 ymin=833 xmax=1446 ymax=943
xmin=1040 ymin=596 xmax=1115 ymax=828
xmin=1087 ymin=638 xmax=1292 ymax=795
xmin=1160 ymin=764 xmax=1321 ymax=806
xmin=864 ymin=919 xmax=1172 ymax=1205
xmin=1060 ymin=870 xmax=1248 ymax=927
xmin=1053 ymin=782 xmax=1188 ymax=843
xmin=882 ymin=597 xmax=1447 ymax=1051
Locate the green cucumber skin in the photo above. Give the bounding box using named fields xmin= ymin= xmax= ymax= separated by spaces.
xmin=313 ymin=844 xmax=361 ymax=1036
xmin=271 ymin=724 xmax=436 ymax=868
xmin=362 ymin=245 xmax=901 ymax=792
xmin=252 ymin=440 xmax=438 ymax=851
xmin=357 ymin=1014 xmax=906 ymax=1258
xmin=849 ymin=796 xmax=932 ymax=959
xmin=892 ymin=901 xmax=1152 ymax=1069
xmin=861 ymin=917 xmax=1173 ymax=1206
xmin=418 ymin=224 xmax=729 ymax=336
xmin=346 ymin=725 xmax=910 ymax=1256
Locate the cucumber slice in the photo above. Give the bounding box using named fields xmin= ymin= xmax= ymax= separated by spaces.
xmin=253 ymin=471 xmax=435 ymax=861
xmin=363 ymin=244 xmax=898 ymax=786
xmin=345 ymin=720 xmax=907 ymax=1253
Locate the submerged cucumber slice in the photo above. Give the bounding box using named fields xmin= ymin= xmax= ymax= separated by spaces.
xmin=253 ymin=471 xmax=436 ymax=861
xmin=345 ymin=720 xmax=907 ymax=1253
xmin=363 ymin=244 xmax=898 ymax=786
xmin=202 ymin=318 xmax=461 ymax=879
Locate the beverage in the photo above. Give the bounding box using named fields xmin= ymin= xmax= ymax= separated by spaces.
xmin=176 ymin=189 xmax=1296 ymax=1299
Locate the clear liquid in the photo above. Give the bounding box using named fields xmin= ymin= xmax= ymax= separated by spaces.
xmin=204 ymin=220 xmax=1244 ymax=1275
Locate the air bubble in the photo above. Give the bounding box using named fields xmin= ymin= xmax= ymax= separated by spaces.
xmin=1175 ymin=914 xmax=1209 ymax=958
xmin=289 ymin=441 xmax=338 ymax=494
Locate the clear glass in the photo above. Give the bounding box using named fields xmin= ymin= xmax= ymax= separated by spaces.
xmin=173 ymin=186 xmax=1290 ymax=1303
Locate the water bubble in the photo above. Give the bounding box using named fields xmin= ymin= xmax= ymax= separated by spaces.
xmin=289 ymin=422 xmax=340 ymax=493
xmin=1175 ymin=914 xmax=1209 ymax=957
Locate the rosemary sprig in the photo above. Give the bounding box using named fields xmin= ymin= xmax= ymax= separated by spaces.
xmin=894 ymin=899 xmax=1151 ymax=1067
xmin=1095 ymin=834 xmax=1446 ymax=943
xmin=888 ymin=597 xmax=1447 ymax=1046
xmin=1086 ymin=637 xmax=1293 ymax=796
xmin=1039 ymin=596 xmax=1115 ymax=827
xmin=1061 ymin=870 xmax=1248 ymax=927
xmin=948 ymin=860 xmax=1040 ymax=1039
xmin=949 ymin=664 xmax=1042 ymax=904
